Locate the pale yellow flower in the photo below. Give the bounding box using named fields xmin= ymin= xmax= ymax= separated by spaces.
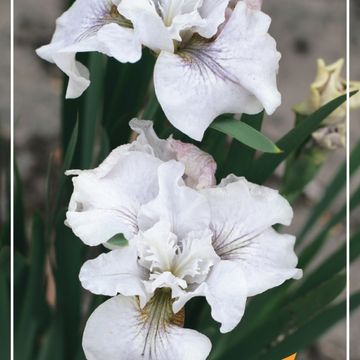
xmin=295 ymin=58 xmax=360 ymax=125
xmin=295 ymin=58 xmax=360 ymax=149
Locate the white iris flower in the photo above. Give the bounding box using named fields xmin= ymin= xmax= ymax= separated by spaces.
xmin=71 ymin=159 xmax=301 ymax=360
xmin=37 ymin=0 xmax=281 ymax=140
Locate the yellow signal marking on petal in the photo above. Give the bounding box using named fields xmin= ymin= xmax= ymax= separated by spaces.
xmin=283 ymin=354 xmax=297 ymax=360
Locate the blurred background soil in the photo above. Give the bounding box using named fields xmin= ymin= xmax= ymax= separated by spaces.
xmin=0 ymin=0 xmax=358 ymax=358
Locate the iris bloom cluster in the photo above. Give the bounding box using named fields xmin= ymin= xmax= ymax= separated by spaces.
xmin=66 ymin=120 xmax=302 ymax=360
xmin=38 ymin=1 xmax=303 ymax=359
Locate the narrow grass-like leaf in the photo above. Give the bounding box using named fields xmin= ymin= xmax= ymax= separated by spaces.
xmin=298 ymin=140 xmax=360 ymax=245
xmin=15 ymin=213 xmax=49 ymax=360
xmin=54 ymin=211 xmax=85 ymax=359
xmin=259 ymin=300 xmax=344 ymax=359
xmin=60 ymin=53 xmax=89 ymax=155
xmin=50 ymin=121 xmax=79 ymax=227
xmin=220 ymin=112 xmax=264 ymax=177
xmin=142 ymin=91 xmax=161 ymax=120
xmin=95 ymin=126 xmax=111 ymax=165
xmin=14 ymin=251 xmax=28 ymax=329
xmin=36 ymin=322 xmax=65 ymax=360
xmin=102 ymin=50 xmax=155 ymax=148
xmin=14 ymin=164 xmax=27 ymax=254
xmin=299 ymin=187 xmax=360 ymax=269
xmin=202 ymin=129 xmax=229 ymax=179
xmin=0 ymin=221 xmax=10 ymax=248
xmin=351 ymin=291 xmax=360 ymax=310
xmin=219 ymin=274 xmax=345 ymax=360
xmin=0 ymin=247 xmax=10 ymax=360
xmin=299 ymin=204 xmax=345 ymax=269
xmin=297 ymin=161 xmax=345 ymax=245
xmin=249 ymin=92 xmax=351 ymax=184
xmin=79 ymin=53 xmax=105 ymax=168
xmin=295 ymin=231 xmax=360 ymax=297
xmin=211 ymin=116 xmax=280 ymax=153
xmin=261 ymin=290 xmax=360 ymax=359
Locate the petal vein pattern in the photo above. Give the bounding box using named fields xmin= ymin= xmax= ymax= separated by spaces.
xmin=83 ymin=295 xmax=212 ymax=360
xmin=154 ymin=1 xmax=281 ymax=140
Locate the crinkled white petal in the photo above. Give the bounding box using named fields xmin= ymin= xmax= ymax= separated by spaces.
xmin=169 ymin=138 xmax=217 ymax=189
xmin=202 ymin=176 xmax=293 ymax=235
xmin=83 ymin=295 xmax=212 ymax=360
xmin=168 ymin=7 xmax=206 ymax=42
xmin=37 ymin=49 xmax=91 ymax=99
xmin=138 ymin=161 xmax=211 ymax=237
xmin=233 ymin=228 xmax=303 ymax=296
xmin=66 ymin=208 xmax=136 ymax=247
xmin=154 ymin=1 xmax=281 ymax=140
xmin=203 ymin=260 xmax=247 ymax=333
xmin=146 ymin=271 xmax=188 ymax=298
xmin=130 ymin=119 xmax=217 ymax=189
xmin=129 ymin=118 xmax=175 ymax=161
xmin=202 ymin=177 xmax=301 ymax=296
xmin=195 ymin=0 xmax=230 ymax=38
xmin=36 ymin=0 xmax=142 ymax=98
xmin=79 ymin=246 xmax=149 ymax=306
xmin=173 ymin=229 xmax=219 ymax=284
xmin=96 ymin=23 xmax=142 ymax=62
xmin=137 ymin=221 xmax=219 ymax=296
xmin=66 ymin=149 xmax=162 ymax=245
xmin=172 ymin=261 xmax=247 ymax=333
xmin=137 ymin=221 xmax=178 ymax=273
xmin=118 ymin=0 xmax=174 ymax=52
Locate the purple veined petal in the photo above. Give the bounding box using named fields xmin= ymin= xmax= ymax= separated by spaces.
xmin=66 ymin=148 xmax=162 ymax=246
xmin=201 ymin=177 xmax=302 ymax=297
xmin=36 ymin=0 xmax=142 ymax=98
xmin=154 ymin=1 xmax=281 ymax=140
xmin=83 ymin=295 xmax=212 ymax=360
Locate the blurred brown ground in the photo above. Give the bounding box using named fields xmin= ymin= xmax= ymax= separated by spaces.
xmin=2 ymin=0 xmax=359 ymax=359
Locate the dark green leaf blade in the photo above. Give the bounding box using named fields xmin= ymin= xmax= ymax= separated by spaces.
xmin=220 ymin=112 xmax=264 ymax=177
xmin=0 ymin=247 xmax=10 ymax=360
xmin=15 ymin=214 xmax=50 ymax=360
xmin=249 ymin=92 xmax=351 ymax=184
xmin=211 ymin=116 xmax=280 ymax=153
xmin=218 ymin=274 xmax=345 ymax=360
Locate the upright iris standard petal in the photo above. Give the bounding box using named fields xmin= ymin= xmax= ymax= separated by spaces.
xmin=129 ymin=119 xmax=176 ymax=160
xmin=169 ymin=139 xmax=217 ymax=189
xmin=138 ymin=161 xmax=211 ymax=238
xmin=118 ymin=0 xmax=174 ymax=52
xmin=118 ymin=0 xmax=226 ymax=49
xmin=136 ymin=221 xmax=218 ymax=297
xmin=36 ymin=0 xmax=142 ymax=98
xmin=130 ymin=119 xmax=217 ymax=188
xmin=83 ymin=295 xmax=212 ymax=360
xmin=154 ymin=1 xmax=281 ymax=140
xmin=66 ymin=148 xmax=162 ymax=246
xmin=195 ymin=0 xmax=231 ymax=38
xmin=202 ymin=176 xmax=302 ymax=297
